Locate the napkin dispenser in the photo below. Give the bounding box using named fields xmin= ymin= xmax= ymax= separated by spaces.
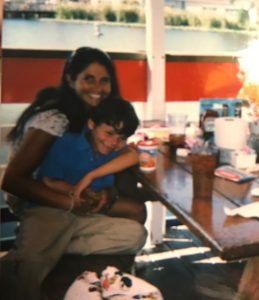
xmin=215 ymin=117 xmax=247 ymax=150
xmin=215 ymin=118 xmax=248 ymax=165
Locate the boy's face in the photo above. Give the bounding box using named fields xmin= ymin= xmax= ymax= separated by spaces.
xmin=88 ymin=120 xmax=127 ymax=155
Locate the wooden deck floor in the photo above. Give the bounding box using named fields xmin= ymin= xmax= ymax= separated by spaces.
xmin=0 ymin=224 xmax=245 ymax=300
xmin=135 ymin=224 xmax=245 ymax=300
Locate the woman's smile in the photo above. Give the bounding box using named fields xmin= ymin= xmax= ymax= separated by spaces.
xmin=69 ymin=62 xmax=112 ymax=107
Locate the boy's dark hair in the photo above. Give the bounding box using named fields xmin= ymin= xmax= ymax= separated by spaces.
xmin=90 ymin=97 xmax=139 ymax=138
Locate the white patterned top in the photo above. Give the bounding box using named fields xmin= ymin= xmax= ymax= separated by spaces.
xmin=12 ymin=109 xmax=69 ymax=155
xmin=25 ymin=109 xmax=69 ymax=136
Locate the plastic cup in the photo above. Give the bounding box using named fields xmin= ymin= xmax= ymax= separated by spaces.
xmin=167 ymin=114 xmax=187 ymax=135
xmin=191 ymin=153 xmax=217 ymax=200
xmin=137 ymin=139 xmax=158 ymax=172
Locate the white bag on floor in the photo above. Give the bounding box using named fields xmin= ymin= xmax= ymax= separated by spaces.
xmin=64 ymin=271 xmax=102 ymax=300
xmin=64 ymin=266 xmax=164 ymax=300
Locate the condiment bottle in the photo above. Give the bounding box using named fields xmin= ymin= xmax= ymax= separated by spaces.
xmin=200 ymin=109 xmax=218 ymax=142
xmin=234 ymin=103 xmax=242 ymax=117
xmin=222 ymin=104 xmax=229 ymax=117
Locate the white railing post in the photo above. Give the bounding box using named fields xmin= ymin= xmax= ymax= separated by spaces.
xmin=143 ymin=1 xmax=166 ymax=246
xmin=145 ymin=0 xmax=166 ymax=121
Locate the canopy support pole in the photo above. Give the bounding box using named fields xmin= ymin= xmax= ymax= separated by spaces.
xmin=145 ymin=0 xmax=165 ymax=121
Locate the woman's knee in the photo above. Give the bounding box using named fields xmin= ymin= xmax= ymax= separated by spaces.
xmin=133 ymin=202 xmax=147 ymax=224
xmin=108 ymin=197 xmax=147 ymax=224
xmin=122 ymin=220 xmax=147 ymax=252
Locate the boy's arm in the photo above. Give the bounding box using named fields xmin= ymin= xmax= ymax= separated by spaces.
xmin=74 ymin=146 xmax=138 ymax=197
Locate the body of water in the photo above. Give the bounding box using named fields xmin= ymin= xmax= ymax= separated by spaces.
xmin=3 ymin=19 xmax=259 ymax=54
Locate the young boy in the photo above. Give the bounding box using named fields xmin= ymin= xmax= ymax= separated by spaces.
xmin=36 ymin=96 xmax=140 ymax=213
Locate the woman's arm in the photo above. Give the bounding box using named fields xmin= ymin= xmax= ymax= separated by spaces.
xmin=73 ymin=146 xmax=139 ymax=197
xmin=1 ymin=128 xmax=73 ymax=210
xmin=41 ymin=177 xmax=110 ymax=214
xmin=42 ymin=177 xmax=73 ymax=194
xmin=1 ymin=128 xmax=109 ymax=214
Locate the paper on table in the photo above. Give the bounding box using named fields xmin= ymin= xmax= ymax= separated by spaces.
xmin=224 ymin=202 xmax=259 ymax=218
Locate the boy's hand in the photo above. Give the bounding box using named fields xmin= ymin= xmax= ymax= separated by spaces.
xmin=89 ymin=190 xmax=109 ymax=213
xmin=82 ymin=188 xmax=109 ymax=213
xmin=73 ymin=174 xmax=94 ymax=198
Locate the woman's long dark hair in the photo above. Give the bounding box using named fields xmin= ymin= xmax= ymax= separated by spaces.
xmin=7 ymin=47 xmax=120 ymax=142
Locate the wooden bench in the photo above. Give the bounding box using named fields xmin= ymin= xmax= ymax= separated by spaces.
xmin=0 ymin=124 xmax=19 ymax=251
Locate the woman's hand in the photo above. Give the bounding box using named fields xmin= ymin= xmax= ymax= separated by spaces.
xmin=72 ymin=189 xmax=109 ymax=215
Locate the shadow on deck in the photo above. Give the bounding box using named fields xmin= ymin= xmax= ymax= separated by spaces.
xmin=136 ymin=225 xmax=245 ymax=300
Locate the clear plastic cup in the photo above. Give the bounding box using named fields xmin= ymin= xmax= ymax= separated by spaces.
xmin=167 ymin=114 xmax=187 ymax=135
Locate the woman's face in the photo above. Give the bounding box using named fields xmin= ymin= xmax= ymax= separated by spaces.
xmin=68 ymin=62 xmax=112 ymax=107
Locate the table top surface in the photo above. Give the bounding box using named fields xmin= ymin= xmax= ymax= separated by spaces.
xmin=135 ymin=144 xmax=259 ymax=261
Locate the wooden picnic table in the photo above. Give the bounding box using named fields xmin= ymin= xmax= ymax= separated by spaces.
xmin=134 ymin=143 xmax=259 ymax=298
xmin=135 ymin=144 xmax=259 ymax=261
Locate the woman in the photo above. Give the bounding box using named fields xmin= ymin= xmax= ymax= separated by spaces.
xmin=0 ymin=47 xmax=147 ymax=300
xmin=3 ymin=47 xmax=146 ymax=220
